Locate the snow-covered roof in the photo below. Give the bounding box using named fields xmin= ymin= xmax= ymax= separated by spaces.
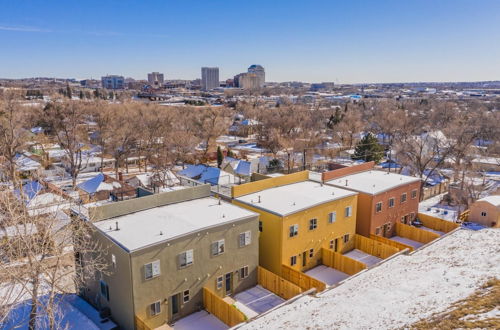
xmin=326 ymin=170 xmax=421 ymax=195
xmin=476 ymin=195 xmax=500 ymax=207
xmin=235 ymin=181 xmax=357 ymax=216
xmin=93 ymin=197 xmax=257 ymax=252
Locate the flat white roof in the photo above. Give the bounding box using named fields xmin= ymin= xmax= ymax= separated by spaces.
xmin=326 ymin=170 xmax=421 ymax=195
xmin=93 ymin=197 xmax=257 ymax=252
xmin=477 ymin=195 xmax=500 ymax=207
xmin=235 ymin=181 xmax=357 ymax=216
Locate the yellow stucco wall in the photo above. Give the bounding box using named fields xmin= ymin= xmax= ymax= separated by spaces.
xmin=233 ymin=194 xmax=358 ymax=275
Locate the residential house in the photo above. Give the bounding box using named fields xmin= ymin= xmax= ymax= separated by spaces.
xmin=231 ymin=171 xmax=358 ymax=275
xmin=469 ymin=195 xmax=500 ymax=228
xmin=323 ymin=162 xmax=421 ymax=237
xmin=77 ymin=185 xmax=259 ymax=329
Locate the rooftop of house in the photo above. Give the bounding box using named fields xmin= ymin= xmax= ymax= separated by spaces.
xmin=234 ymin=180 xmax=357 ymax=217
xmin=93 ymin=196 xmax=257 ymax=252
xmin=476 ymin=195 xmax=500 ymax=207
xmin=325 ymin=170 xmax=421 ymax=195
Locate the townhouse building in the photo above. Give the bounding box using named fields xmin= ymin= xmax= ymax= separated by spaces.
xmin=322 ymin=162 xmax=421 ymax=237
xmin=231 ymin=171 xmax=358 ymax=275
xmin=77 ymin=184 xmax=259 ymax=329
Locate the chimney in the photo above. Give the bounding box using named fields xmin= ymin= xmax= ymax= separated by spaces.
xmin=115 ymin=221 xmax=120 ymax=231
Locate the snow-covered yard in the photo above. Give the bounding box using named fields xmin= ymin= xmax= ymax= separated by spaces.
xmin=343 ymin=249 xmax=382 ymax=267
xmin=420 ymin=226 xmax=445 ymax=236
xmin=305 ymin=265 xmax=349 ymax=286
xmin=233 ymin=285 xmax=284 ymax=318
xmin=173 ymin=310 xmax=227 ymax=330
xmin=390 ymin=235 xmax=424 ymax=249
xmin=240 ymin=229 xmax=500 ymax=330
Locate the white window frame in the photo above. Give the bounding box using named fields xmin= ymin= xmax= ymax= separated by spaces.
xmin=401 ymin=193 xmax=407 ymax=204
xmin=216 ymin=276 xmax=223 ymax=290
xmin=289 ymin=224 xmax=299 ymax=237
xmin=183 ymin=290 xmax=190 ymax=303
xmin=212 ymin=239 xmax=225 ymax=256
xmin=239 ymin=231 xmax=251 ymax=247
xmin=375 ymin=202 xmax=382 ymax=213
xmin=150 ymin=301 xmax=161 ymax=316
xmin=179 ymin=250 xmax=194 ymax=268
xmin=345 ymin=206 xmax=353 ymax=217
xmin=144 ymin=260 xmax=161 ymax=280
xmin=389 ymin=197 xmax=395 ymax=208
xmin=290 ymin=255 xmax=297 ymax=266
xmin=239 ymin=266 xmax=249 ymax=279
xmin=328 ymin=211 xmax=337 ymax=224
xmin=309 ymin=218 xmax=318 ymax=230
xmin=411 ymin=189 xmax=417 ymax=199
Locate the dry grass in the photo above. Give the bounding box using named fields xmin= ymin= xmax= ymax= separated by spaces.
xmin=412 ymin=278 xmax=500 ymax=329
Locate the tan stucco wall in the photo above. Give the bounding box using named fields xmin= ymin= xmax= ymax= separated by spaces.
xmin=469 ymin=201 xmax=500 ymax=228
xmin=129 ymin=215 xmax=259 ymax=328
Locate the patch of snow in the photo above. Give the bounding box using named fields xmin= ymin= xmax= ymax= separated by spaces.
xmin=173 ymin=310 xmax=227 ymax=330
xmin=343 ymin=249 xmax=382 ymax=267
xmin=305 ymin=265 xmax=349 ymax=286
xmin=460 ymin=306 xmax=500 ymax=321
xmin=241 ymin=229 xmax=500 ymax=330
xmin=390 ymin=236 xmax=424 ymax=249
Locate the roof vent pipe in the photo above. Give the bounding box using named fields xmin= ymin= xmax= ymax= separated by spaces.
xmin=218 ymin=198 xmax=221 ymax=205
xmin=115 ymin=221 xmax=120 ymax=231
xmin=258 ymin=195 xmax=261 ymax=203
xmin=345 ymin=179 xmax=348 ymax=186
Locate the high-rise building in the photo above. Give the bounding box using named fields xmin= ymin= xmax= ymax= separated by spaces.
xmin=201 ymin=67 xmax=219 ymax=90
xmin=238 ymin=73 xmax=261 ymax=90
xmin=101 ymin=75 xmax=125 ymax=89
xmin=247 ymin=64 xmax=265 ymax=88
xmin=147 ymin=72 xmax=164 ymax=86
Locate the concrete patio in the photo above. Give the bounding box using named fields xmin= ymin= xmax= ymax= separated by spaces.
xmin=390 ymin=236 xmax=424 ymax=249
xmin=305 ymin=265 xmax=349 ymax=286
xmin=233 ymin=285 xmax=285 ymax=318
xmin=344 ymin=249 xmax=383 ymax=267
xmin=172 ymin=310 xmax=227 ymax=330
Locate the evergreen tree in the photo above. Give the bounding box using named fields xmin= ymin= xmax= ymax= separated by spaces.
xmin=352 ymin=133 xmax=384 ymax=163
xmin=66 ymin=84 xmax=72 ymax=99
xmin=79 ymin=90 xmax=84 ymax=100
xmin=216 ymin=146 xmax=223 ymax=168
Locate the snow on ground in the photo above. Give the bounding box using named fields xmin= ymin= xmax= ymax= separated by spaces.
xmin=173 ymin=310 xmax=227 ymax=330
xmin=305 ymin=265 xmax=349 ymax=286
xmin=233 ymin=285 xmax=284 ymax=318
xmin=343 ymin=249 xmax=382 ymax=267
xmin=420 ymin=226 xmax=445 ymax=236
xmin=241 ymin=229 xmax=500 ymax=330
xmin=461 ymin=306 xmax=500 ymax=322
xmin=419 ymin=193 xmax=461 ymax=222
xmin=390 ymin=236 xmax=424 ymax=249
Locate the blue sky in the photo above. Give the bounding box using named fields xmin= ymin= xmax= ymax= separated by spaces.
xmin=0 ymin=0 xmax=499 ymax=83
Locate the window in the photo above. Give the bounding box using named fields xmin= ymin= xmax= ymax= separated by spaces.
xmin=401 ymin=193 xmax=407 ymax=203
xmin=216 ymin=276 xmax=223 ymax=290
xmin=309 ymin=248 xmax=314 ymax=258
xmin=111 ymin=254 xmax=116 ymax=269
xmin=259 ymin=221 xmax=263 ymax=232
xmin=144 ymin=260 xmax=161 ymax=280
xmin=290 ymin=255 xmax=297 ymax=266
xmin=239 ymin=266 xmax=249 ymax=279
xmin=179 ymin=250 xmax=194 ymax=268
xmin=150 ymin=301 xmax=161 ymax=316
xmin=411 ymin=189 xmax=417 ymax=199
xmin=345 ymin=206 xmax=353 ymax=217
xmin=183 ymin=290 xmax=190 ymax=303
xmin=239 ymin=231 xmax=251 ymax=247
xmin=329 ymin=240 xmax=334 ymax=249
xmin=343 ymin=234 xmax=349 ymax=244
xmin=328 ymin=212 xmax=337 ymax=224
xmin=389 ymin=197 xmax=395 ymax=208
xmin=309 ymin=218 xmax=318 ymax=230
xmin=481 ymin=211 xmax=487 ymax=217
xmin=289 ymin=224 xmax=299 ymax=237
xmin=211 ymin=239 xmax=225 ymax=256
xmin=375 ymin=202 xmax=382 ymax=213
xmin=375 ymin=227 xmax=381 ymax=235
xmin=100 ymin=280 xmax=109 ymax=301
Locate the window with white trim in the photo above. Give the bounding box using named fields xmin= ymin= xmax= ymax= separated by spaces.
xmin=239 ymin=231 xmax=251 ymax=247
xmin=179 ymin=250 xmax=193 ymax=268
xmin=309 ymin=218 xmax=317 ymax=230
xmin=183 ymin=290 xmax=190 ymax=303
xmin=216 ymin=276 xmax=223 ymax=290
xmin=290 ymin=255 xmax=297 ymax=266
xmin=345 ymin=206 xmax=353 ymax=217
xmin=239 ymin=266 xmax=249 ymax=279
xmin=289 ymin=224 xmax=298 ymax=237
xmin=389 ymin=197 xmax=395 ymax=208
xmin=211 ymin=239 xmax=225 ymax=256
xmin=401 ymin=193 xmax=407 ymax=203
xmin=144 ymin=260 xmax=161 ymax=280
xmin=375 ymin=202 xmax=382 ymax=213
xmin=328 ymin=212 xmax=336 ymax=224
xmin=150 ymin=301 xmax=161 ymax=316
xmin=411 ymin=189 xmax=417 ymax=199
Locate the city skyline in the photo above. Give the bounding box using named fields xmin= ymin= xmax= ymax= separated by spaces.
xmin=0 ymin=0 xmax=499 ymax=83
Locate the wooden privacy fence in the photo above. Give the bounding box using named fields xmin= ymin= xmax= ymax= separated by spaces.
xmin=203 ymin=287 xmax=246 ymax=326
xmin=458 ymin=209 xmax=470 ymax=222
xmin=395 ymin=222 xmax=440 ymax=244
xmin=417 ymin=213 xmax=460 ymax=233
xmin=322 ymin=248 xmax=366 ymax=275
xmin=135 ymin=315 xmax=153 ymax=330
xmin=281 ymin=264 xmax=326 ymax=292
xmin=369 ymin=234 xmax=413 ymax=252
xmin=354 ymin=234 xmax=399 ymax=259
xmin=258 ymin=266 xmax=302 ymax=300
